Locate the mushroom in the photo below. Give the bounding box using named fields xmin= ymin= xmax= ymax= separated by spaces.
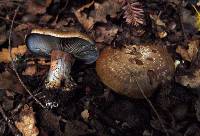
xmin=25 ymin=28 xmax=99 ymax=91
xmin=96 ymin=44 xmax=175 ymax=98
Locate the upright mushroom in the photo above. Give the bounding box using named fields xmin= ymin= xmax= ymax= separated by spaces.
xmin=26 ymin=28 xmax=99 ymax=91
xmin=96 ymin=44 xmax=175 ymax=98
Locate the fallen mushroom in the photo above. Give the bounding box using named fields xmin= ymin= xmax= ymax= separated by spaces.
xmin=96 ymin=44 xmax=175 ymax=98
xmin=26 ymin=28 xmax=99 ymax=91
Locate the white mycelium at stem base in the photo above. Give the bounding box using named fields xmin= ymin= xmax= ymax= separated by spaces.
xmin=45 ymin=50 xmax=76 ymax=91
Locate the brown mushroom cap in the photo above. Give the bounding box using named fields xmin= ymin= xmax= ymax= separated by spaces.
xmin=31 ymin=28 xmax=94 ymax=43
xmin=96 ymin=44 xmax=175 ymax=98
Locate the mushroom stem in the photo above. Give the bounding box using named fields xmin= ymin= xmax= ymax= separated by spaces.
xmin=45 ymin=50 xmax=76 ymax=91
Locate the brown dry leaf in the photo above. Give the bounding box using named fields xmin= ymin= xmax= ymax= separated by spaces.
xmin=195 ymin=99 xmax=200 ymax=122
xmin=157 ymin=31 xmax=167 ymax=39
xmin=0 ymin=70 xmax=24 ymax=94
xmin=176 ymin=40 xmax=199 ymax=62
xmin=27 ymin=58 xmax=50 ymax=65
xmin=40 ymin=110 xmax=64 ymax=135
xmin=54 ymin=18 xmax=76 ymax=29
xmin=188 ymin=40 xmax=199 ymax=60
xmin=0 ymin=45 xmax=27 ymax=63
xmin=22 ymin=62 xmax=48 ymax=76
xmin=0 ymin=24 xmax=7 ymax=46
xmin=150 ymin=14 xmax=166 ymax=27
xmin=95 ymin=26 xmax=118 ymax=44
xmin=64 ymin=120 xmax=90 ymax=135
xmin=90 ymin=0 xmax=121 ymax=22
xmin=37 ymin=58 xmax=50 ymax=65
xmin=74 ymin=0 xmax=121 ymax=30
xmin=22 ymin=60 xmax=49 ymax=76
xmin=176 ymin=68 xmax=200 ymax=88
xmin=182 ymin=8 xmax=197 ymax=34
xmin=22 ymin=65 xmax=37 ymax=76
xmin=39 ymin=14 xmax=53 ymax=25
xmin=14 ymin=24 xmax=31 ymax=32
xmin=74 ymin=1 xmax=95 ymax=30
xmin=15 ymin=105 xmax=39 ymax=136
xmin=25 ymin=0 xmax=52 ymax=15
xmin=81 ymin=109 xmax=90 ymax=122
xmin=176 ymin=46 xmax=190 ymax=61
xmin=0 ymin=34 xmax=7 ymax=46
xmin=27 ymin=61 xmax=35 ymax=65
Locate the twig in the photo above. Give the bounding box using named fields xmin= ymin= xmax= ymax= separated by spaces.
xmin=0 ymin=104 xmax=22 ymax=136
xmin=8 ymin=6 xmax=45 ymax=108
xmin=0 ymin=16 xmax=20 ymax=25
xmin=51 ymin=0 xmax=69 ymax=26
xmin=59 ymin=0 xmax=69 ymax=14
xmin=128 ymin=70 xmax=170 ymax=136
xmin=11 ymin=102 xmax=24 ymax=116
xmin=178 ymin=0 xmax=188 ymax=47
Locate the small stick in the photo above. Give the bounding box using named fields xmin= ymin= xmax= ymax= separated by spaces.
xmin=0 ymin=105 xmax=22 ymax=136
xmin=178 ymin=0 xmax=188 ymax=47
xmin=11 ymin=103 xmax=24 ymax=116
xmin=8 ymin=6 xmax=45 ymax=108
xmin=0 ymin=16 xmax=20 ymax=25
xmin=59 ymin=0 xmax=69 ymax=14
xmin=128 ymin=70 xmax=170 ymax=136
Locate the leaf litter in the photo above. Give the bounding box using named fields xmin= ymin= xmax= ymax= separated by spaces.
xmin=0 ymin=0 xmax=200 ymax=136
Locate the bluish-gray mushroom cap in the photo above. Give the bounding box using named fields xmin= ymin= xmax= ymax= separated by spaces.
xmin=25 ymin=33 xmax=99 ymax=64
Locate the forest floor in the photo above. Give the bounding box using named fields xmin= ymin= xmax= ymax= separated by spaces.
xmin=0 ymin=0 xmax=200 ymax=136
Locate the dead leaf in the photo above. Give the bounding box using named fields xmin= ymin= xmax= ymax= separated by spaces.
xmin=25 ymin=0 xmax=52 ymax=15
xmin=15 ymin=105 xmax=39 ymax=136
xmin=22 ymin=61 xmax=49 ymax=77
xmin=176 ymin=68 xmax=200 ymax=88
xmin=176 ymin=40 xmax=199 ymax=62
xmin=182 ymin=8 xmax=197 ymax=34
xmin=64 ymin=120 xmax=90 ymax=135
xmin=74 ymin=0 xmax=121 ymax=30
xmin=184 ymin=124 xmax=200 ymax=136
xmin=90 ymin=0 xmax=121 ymax=22
xmin=40 ymin=110 xmax=63 ymax=135
xmin=0 ymin=70 xmax=24 ymax=94
xmin=39 ymin=14 xmax=53 ymax=25
xmin=0 ymin=34 xmax=7 ymax=46
xmin=95 ymin=26 xmax=118 ymax=44
xmin=192 ymin=5 xmax=200 ymax=31
xmin=157 ymin=31 xmax=167 ymax=39
xmin=176 ymin=46 xmax=190 ymax=61
xmin=22 ymin=65 xmax=37 ymax=76
xmin=54 ymin=18 xmax=76 ymax=29
xmin=37 ymin=58 xmax=50 ymax=65
xmin=74 ymin=1 xmax=95 ymax=30
xmin=12 ymin=31 xmax=28 ymax=48
xmin=195 ymin=99 xmax=200 ymax=122
xmin=0 ymin=45 xmax=27 ymax=63
xmin=22 ymin=14 xmax=38 ymax=23
xmin=0 ymin=24 xmax=7 ymax=46
xmin=96 ymin=43 xmax=106 ymax=50
xmin=14 ymin=24 xmax=31 ymax=32
xmin=27 ymin=58 xmax=50 ymax=65
xmin=81 ymin=109 xmax=90 ymax=122
xmin=150 ymin=13 xmax=166 ymax=27
xmin=188 ymin=40 xmax=200 ymax=61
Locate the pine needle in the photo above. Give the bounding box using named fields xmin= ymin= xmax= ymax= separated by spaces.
xmin=192 ymin=4 xmax=200 ymax=31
